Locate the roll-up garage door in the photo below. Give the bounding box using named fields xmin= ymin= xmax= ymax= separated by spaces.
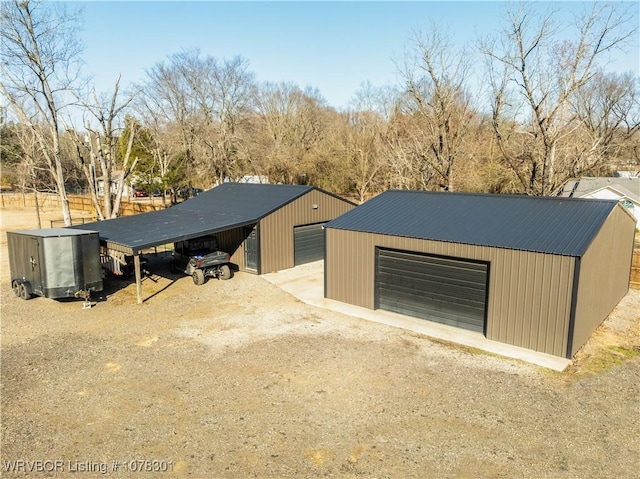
xmin=294 ymin=223 xmax=325 ymax=265
xmin=376 ymin=249 xmax=488 ymax=333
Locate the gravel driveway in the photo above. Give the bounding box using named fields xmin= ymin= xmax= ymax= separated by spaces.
xmin=1 ymin=208 xmax=639 ymax=478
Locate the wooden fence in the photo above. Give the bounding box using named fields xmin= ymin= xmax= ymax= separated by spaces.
xmin=0 ymin=192 xmax=167 ymax=217
xmin=631 ymin=248 xmax=640 ymax=290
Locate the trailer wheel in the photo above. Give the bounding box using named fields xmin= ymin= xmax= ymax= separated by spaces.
xmin=192 ymin=269 xmax=206 ymax=285
xmin=19 ymin=282 xmax=31 ymax=300
xmin=12 ymin=280 xmax=21 ymax=297
xmin=219 ymin=265 xmax=233 ymax=280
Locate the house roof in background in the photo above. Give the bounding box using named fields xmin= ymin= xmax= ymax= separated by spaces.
xmin=326 ymin=190 xmax=621 ymax=257
xmin=69 ymin=183 xmax=314 ymax=253
xmin=560 ymin=177 xmax=640 ymax=202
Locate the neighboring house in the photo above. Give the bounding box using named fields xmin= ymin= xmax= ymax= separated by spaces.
xmin=614 ymin=171 xmax=639 ymax=178
xmin=217 ymin=175 xmax=270 ymax=186
xmin=96 ymin=174 xmax=132 ymax=198
xmin=324 ymin=191 xmax=636 ymax=359
xmin=238 ymin=175 xmax=270 ymax=184
xmin=560 ymin=177 xmax=640 ymax=227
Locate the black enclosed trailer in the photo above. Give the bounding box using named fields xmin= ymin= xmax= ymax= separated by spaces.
xmin=7 ymin=228 xmax=103 ymax=300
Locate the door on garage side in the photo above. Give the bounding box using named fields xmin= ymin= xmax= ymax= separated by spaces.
xmin=244 ymin=225 xmax=259 ymax=272
xmin=376 ymin=248 xmax=488 ymax=333
xmin=294 ymin=223 xmax=326 ymax=266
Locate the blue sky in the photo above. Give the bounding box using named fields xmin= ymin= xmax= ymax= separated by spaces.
xmin=76 ymin=1 xmax=639 ymax=110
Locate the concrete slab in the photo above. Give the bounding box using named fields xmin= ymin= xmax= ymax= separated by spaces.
xmin=263 ymin=261 xmax=572 ymax=372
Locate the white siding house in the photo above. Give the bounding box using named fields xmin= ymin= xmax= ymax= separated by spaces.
xmin=561 ymin=177 xmax=640 ymax=228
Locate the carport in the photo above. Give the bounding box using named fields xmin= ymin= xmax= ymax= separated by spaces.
xmin=70 ymin=183 xmax=354 ymax=303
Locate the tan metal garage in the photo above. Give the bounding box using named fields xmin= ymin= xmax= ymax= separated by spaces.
xmin=325 ymin=191 xmax=636 ymax=358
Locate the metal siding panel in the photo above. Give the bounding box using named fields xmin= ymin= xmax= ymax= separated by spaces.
xmin=236 ymin=241 xmax=246 ymax=271
xmin=571 ymin=206 xmax=636 ymax=356
xmin=504 ymin=252 xmax=517 ymax=342
xmin=327 ymin=228 xmax=373 ymax=308
xmin=514 ymin=252 xmax=526 ymax=345
xmin=527 ymin=253 xmax=542 ymax=351
xmin=216 ymin=227 xmax=249 ymax=271
xmin=546 ymin=256 xmax=561 ymax=355
xmin=261 ymin=190 xmax=355 ymax=273
xmin=517 ymin=252 xmax=531 ymax=347
xmin=552 ymin=257 xmax=571 ymax=356
xmin=325 ymin=229 xmax=337 ymax=299
xmin=490 ymin=249 xmax=503 ymax=341
xmin=539 ymin=255 xmax=554 ymax=353
xmin=536 ymin=255 xmax=552 ymax=351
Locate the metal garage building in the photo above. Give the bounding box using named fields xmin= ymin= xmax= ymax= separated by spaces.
xmin=325 ymin=190 xmax=636 ymax=358
xmin=73 ymin=183 xmax=354 ymax=302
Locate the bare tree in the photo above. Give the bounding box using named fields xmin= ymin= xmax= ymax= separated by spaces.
xmin=10 ymin=123 xmax=50 ymax=227
xmin=140 ymin=51 xmax=256 ymax=188
xmin=397 ymin=27 xmax=473 ymax=191
xmin=141 ymin=52 xmax=200 ymax=186
xmin=345 ymin=82 xmax=399 ymax=202
xmin=0 ymin=0 xmax=84 ymax=225
xmin=254 ymin=82 xmax=328 ymax=184
xmin=344 ymin=110 xmax=385 ymax=203
xmin=571 ymin=70 xmax=640 ymax=174
xmin=187 ymin=53 xmax=256 ymax=183
xmin=482 ymin=2 xmax=636 ymax=195
xmin=132 ymin=105 xmax=182 ymax=204
xmin=70 ymin=76 xmax=138 ymax=219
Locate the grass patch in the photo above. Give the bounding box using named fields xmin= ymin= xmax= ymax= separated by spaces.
xmin=565 ymin=345 xmax=640 ymax=378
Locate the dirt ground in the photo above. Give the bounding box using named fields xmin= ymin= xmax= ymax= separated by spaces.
xmin=1 ymin=207 xmax=639 ymax=478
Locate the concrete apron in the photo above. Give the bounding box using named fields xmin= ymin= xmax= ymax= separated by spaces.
xmin=262 ymin=261 xmax=571 ymax=372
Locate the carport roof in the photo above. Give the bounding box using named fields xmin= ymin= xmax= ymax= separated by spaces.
xmin=326 ymin=190 xmax=620 ymax=257
xmin=70 ymin=183 xmax=313 ymax=254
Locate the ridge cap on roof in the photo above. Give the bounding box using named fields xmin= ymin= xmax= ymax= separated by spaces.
xmin=219 ymin=182 xmax=312 ymax=189
xmin=380 ymin=189 xmax=619 ymax=204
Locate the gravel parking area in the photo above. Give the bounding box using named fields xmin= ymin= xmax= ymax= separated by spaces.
xmin=1 ymin=208 xmax=639 ymax=478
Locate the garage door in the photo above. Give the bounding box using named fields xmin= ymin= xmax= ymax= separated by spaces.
xmin=376 ymin=249 xmax=488 ymax=333
xmin=294 ymin=223 xmax=325 ymax=265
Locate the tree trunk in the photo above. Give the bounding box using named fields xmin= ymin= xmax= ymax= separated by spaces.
xmin=57 ymin=172 xmax=72 ymax=226
xmin=53 ymin=144 xmax=72 ymax=226
xmin=33 ymin=190 xmax=42 ymax=229
xmin=447 ymin=158 xmax=454 ymax=192
xmin=546 ymin=141 xmax=557 ymax=196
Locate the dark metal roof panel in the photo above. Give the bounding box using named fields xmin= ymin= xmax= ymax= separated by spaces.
xmin=325 ymin=190 xmax=619 ymax=257
xmin=171 ymin=182 xmax=312 ymax=217
xmin=69 ymin=183 xmax=313 ymax=252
